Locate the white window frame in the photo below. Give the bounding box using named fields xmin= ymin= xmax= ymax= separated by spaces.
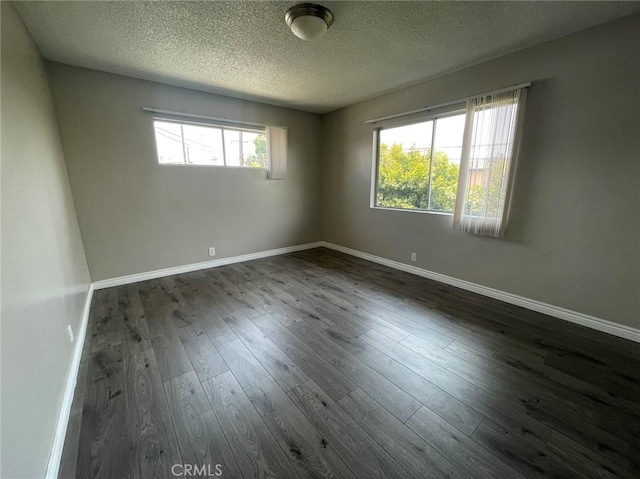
xmin=370 ymin=108 xmax=466 ymax=215
xmin=152 ymin=116 xmax=268 ymax=169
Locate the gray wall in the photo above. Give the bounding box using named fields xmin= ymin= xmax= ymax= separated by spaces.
xmin=322 ymin=14 xmax=640 ymax=329
xmin=48 ymin=64 xmax=323 ymax=281
xmin=0 ymin=4 xmax=91 ymax=478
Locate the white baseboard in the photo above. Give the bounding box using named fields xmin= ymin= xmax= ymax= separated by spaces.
xmin=46 ymin=241 xmax=323 ymax=476
xmin=321 ymin=241 xmax=640 ymax=343
xmin=45 ymin=283 xmax=94 ymax=479
xmin=93 ymin=241 xmax=324 ymax=290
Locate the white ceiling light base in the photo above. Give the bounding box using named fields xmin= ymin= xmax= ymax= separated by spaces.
xmin=285 ymin=3 xmax=334 ymax=41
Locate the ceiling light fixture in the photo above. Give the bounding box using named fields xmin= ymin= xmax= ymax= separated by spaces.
xmin=285 ymin=3 xmax=334 ymax=41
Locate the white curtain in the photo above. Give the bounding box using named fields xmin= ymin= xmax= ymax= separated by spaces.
xmin=453 ymin=88 xmax=527 ymax=237
xmin=267 ymin=126 xmax=287 ymax=180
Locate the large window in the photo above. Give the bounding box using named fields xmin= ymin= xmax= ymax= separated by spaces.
xmin=153 ymin=119 xmax=267 ymax=168
xmin=371 ymin=85 xmax=527 ymax=237
xmin=374 ymin=112 xmax=466 ymax=213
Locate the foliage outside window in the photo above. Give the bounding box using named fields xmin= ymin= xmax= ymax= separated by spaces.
xmin=463 ymin=156 xmax=509 ymax=218
xmin=153 ymin=119 xmax=267 ymax=168
xmin=373 ymin=86 xmax=526 ymax=236
xmin=375 ymin=113 xmax=465 ymax=213
xmin=453 ymin=90 xmax=524 ymax=237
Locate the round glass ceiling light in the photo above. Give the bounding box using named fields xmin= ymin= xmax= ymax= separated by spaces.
xmin=285 ymin=3 xmax=334 ymax=41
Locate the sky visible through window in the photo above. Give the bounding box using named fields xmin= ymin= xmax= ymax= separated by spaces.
xmin=153 ymin=120 xmax=266 ymax=168
xmin=375 ymin=103 xmax=518 ymax=213
xmin=376 ymin=113 xmax=466 ymax=212
xmin=380 ymin=114 xmax=466 ymax=165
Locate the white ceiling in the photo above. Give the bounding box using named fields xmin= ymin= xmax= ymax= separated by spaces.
xmin=13 ymin=1 xmax=640 ymax=113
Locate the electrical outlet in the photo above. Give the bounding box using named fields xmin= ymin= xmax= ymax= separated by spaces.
xmin=67 ymin=324 xmax=75 ymax=343
xmin=208 ymin=247 xmax=216 ymax=257
xmin=411 ymin=252 xmax=417 ymax=262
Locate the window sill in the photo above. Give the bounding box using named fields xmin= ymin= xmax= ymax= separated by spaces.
xmin=370 ymin=206 xmax=453 ymax=216
xmin=158 ymin=163 xmax=267 ymax=170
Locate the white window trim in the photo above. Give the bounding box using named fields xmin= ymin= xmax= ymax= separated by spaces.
xmin=153 ymin=116 xmax=266 ymax=135
xmin=145 ymin=108 xmax=287 ymax=179
xmin=370 ymin=108 xmax=465 ymax=215
xmin=151 ymin=117 xmax=268 ymax=169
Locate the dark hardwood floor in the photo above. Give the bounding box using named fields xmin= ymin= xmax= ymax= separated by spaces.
xmin=59 ymin=247 xmax=640 ymax=478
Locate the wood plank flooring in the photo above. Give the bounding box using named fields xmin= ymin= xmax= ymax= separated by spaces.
xmin=61 ymin=247 xmax=640 ymax=478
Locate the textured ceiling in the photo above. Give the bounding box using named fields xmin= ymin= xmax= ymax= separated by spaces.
xmin=13 ymin=1 xmax=640 ymax=113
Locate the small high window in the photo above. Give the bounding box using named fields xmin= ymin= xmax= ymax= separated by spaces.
xmin=153 ymin=119 xmax=267 ymax=168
